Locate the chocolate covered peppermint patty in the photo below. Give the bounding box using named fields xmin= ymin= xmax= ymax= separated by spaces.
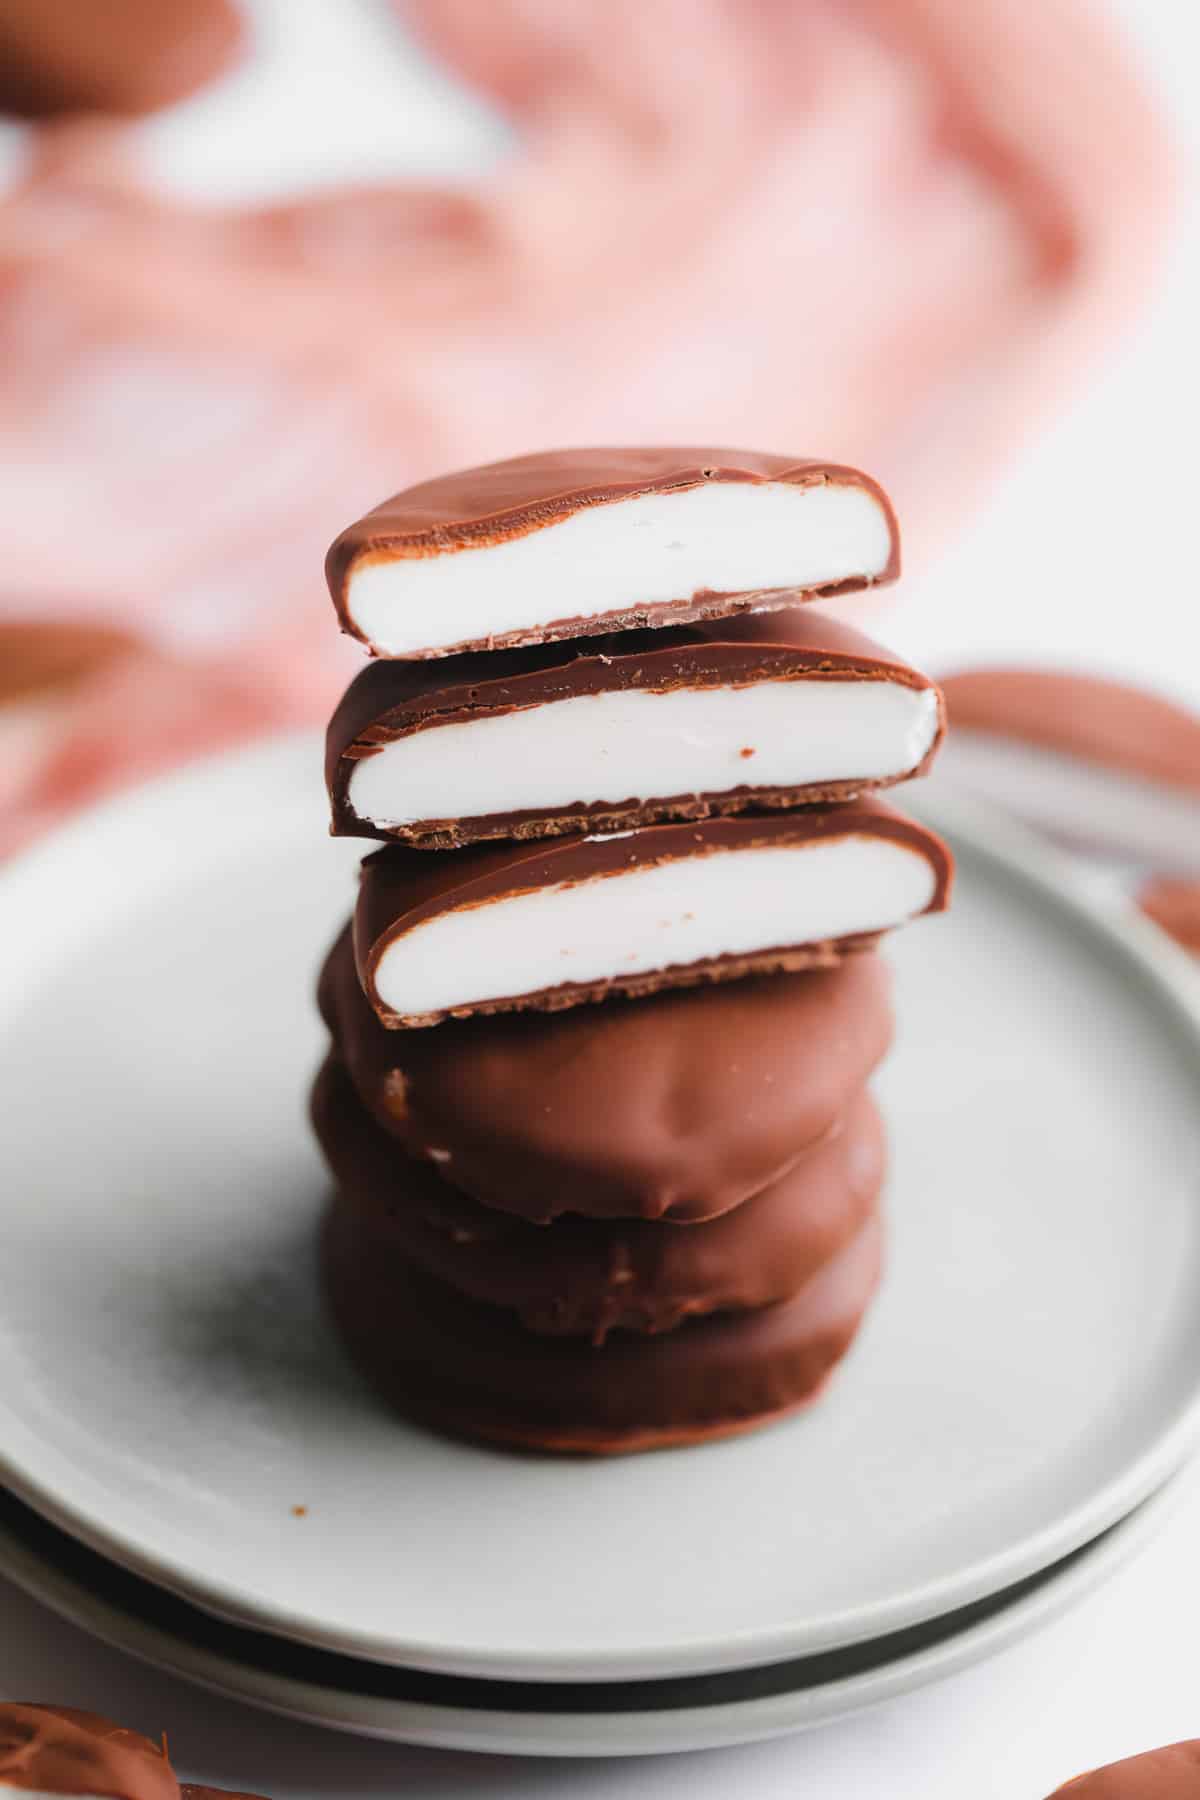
xmin=327 ymin=448 xmax=898 ymax=659
xmin=327 ymin=609 xmax=944 ymax=848
xmin=318 ymin=924 xmax=893 ymax=1223
xmin=313 ymin=1053 xmax=885 ymax=1336
xmin=322 ymin=1198 xmax=883 ymax=1455
xmin=351 ymin=798 xmax=950 ymax=1027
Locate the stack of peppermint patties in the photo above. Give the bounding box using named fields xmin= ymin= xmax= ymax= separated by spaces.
xmin=314 ymin=448 xmax=952 ymax=1455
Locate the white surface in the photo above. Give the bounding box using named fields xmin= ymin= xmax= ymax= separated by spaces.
xmin=0 ymin=1467 xmax=1189 ymax=1758
xmin=372 ymin=832 xmax=938 ymax=1018
xmin=9 ymin=1472 xmax=1200 ymax=1799
xmin=347 ymin=680 xmax=942 ymax=830
xmin=346 ymin=483 xmax=894 ymax=657
xmin=2 ymin=737 xmax=1200 ymax=1692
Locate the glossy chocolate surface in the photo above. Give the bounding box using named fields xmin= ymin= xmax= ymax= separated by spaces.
xmin=313 ymin=1053 xmax=884 ymax=1336
xmin=322 ymin=1199 xmax=883 ymax=1455
xmin=319 ymin=925 xmax=894 ymax=1222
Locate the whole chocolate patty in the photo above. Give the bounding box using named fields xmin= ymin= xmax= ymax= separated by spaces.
xmin=322 ymin=1198 xmax=882 ymax=1455
xmin=317 ymin=925 xmax=893 ymax=1222
xmin=312 ymin=1053 xmax=884 ymax=1338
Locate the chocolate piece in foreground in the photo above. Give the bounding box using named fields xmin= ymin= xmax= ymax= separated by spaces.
xmin=322 ymin=1199 xmax=883 ymax=1455
xmin=0 ymin=0 xmax=244 ymax=117
xmin=327 ymin=609 xmax=945 ymax=847
xmin=354 ymin=797 xmax=951 ymax=1027
xmin=313 ymin=1054 xmax=885 ymax=1335
xmin=939 ymin=668 xmax=1200 ymax=871
xmin=1049 ymin=1739 xmax=1200 ymax=1797
xmin=0 ymin=1705 xmax=177 ymax=1800
xmin=319 ymin=925 xmax=893 ymax=1222
xmin=180 ymin=1789 xmax=271 ymax=1799
xmin=326 ymin=448 xmax=899 ymax=659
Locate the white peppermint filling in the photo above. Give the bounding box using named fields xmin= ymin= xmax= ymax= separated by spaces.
xmin=348 ymin=678 xmax=940 ymax=829
xmin=373 ymin=835 xmax=936 ymax=1016
xmin=347 ymin=481 xmax=893 ymax=656
xmin=939 ymin=732 xmax=1200 ymax=871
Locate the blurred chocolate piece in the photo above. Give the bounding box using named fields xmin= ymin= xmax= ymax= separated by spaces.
xmin=319 ymin=924 xmax=893 ymax=1222
xmin=938 ymin=667 xmax=1200 ymax=870
xmin=327 ymin=609 xmax=944 ymax=847
xmin=313 ymin=1053 xmax=885 ymax=1336
xmin=0 ymin=0 xmax=245 ymax=118
xmin=1138 ymin=876 xmax=1200 ymax=954
xmin=326 ymin=449 xmax=899 ymax=659
xmin=1049 ymin=1739 xmax=1200 ymax=1797
xmin=0 ymin=1704 xmax=177 ymax=1799
xmin=0 ymin=623 xmax=137 ymax=706
xmin=940 ymin=669 xmax=1200 ymax=793
xmin=322 ymin=1196 xmax=883 ymax=1454
xmin=353 ymin=798 xmax=950 ymax=1027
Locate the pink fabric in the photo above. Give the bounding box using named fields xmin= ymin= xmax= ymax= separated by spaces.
xmin=0 ymin=0 xmax=1174 ymax=851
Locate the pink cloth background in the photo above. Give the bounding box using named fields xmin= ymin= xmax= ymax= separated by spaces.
xmin=0 ymin=0 xmax=1174 ymax=853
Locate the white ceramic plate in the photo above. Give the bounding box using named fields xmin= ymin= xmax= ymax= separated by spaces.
xmin=0 ymin=1463 xmax=1187 ymax=1757
xmin=1 ymin=734 xmax=1200 ymax=1684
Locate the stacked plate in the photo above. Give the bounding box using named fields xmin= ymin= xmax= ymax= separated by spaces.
xmin=1 ymin=737 xmax=1199 ymax=1757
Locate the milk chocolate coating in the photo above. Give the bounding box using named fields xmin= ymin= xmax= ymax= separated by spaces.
xmin=0 ymin=0 xmax=245 ymax=118
xmin=318 ymin=924 xmax=894 ymax=1222
xmin=312 ymin=1053 xmax=885 ymax=1337
xmin=180 ymin=1789 xmax=271 ymax=1799
xmin=0 ymin=1705 xmax=177 ymax=1800
xmin=940 ymin=669 xmax=1200 ymax=796
xmin=326 ymin=608 xmax=945 ymax=846
xmin=1050 ymin=1740 xmax=1200 ymax=1797
xmin=1138 ymin=877 xmax=1200 ymax=954
xmin=354 ymin=797 xmax=952 ymax=1027
xmin=326 ymin=448 xmax=899 ymax=657
xmin=322 ymin=1198 xmax=883 ymax=1454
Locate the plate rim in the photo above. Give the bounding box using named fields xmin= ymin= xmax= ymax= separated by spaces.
xmin=2 ymin=732 xmax=1200 ymax=1682
xmin=0 ymin=1460 xmax=1189 ymax=1758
